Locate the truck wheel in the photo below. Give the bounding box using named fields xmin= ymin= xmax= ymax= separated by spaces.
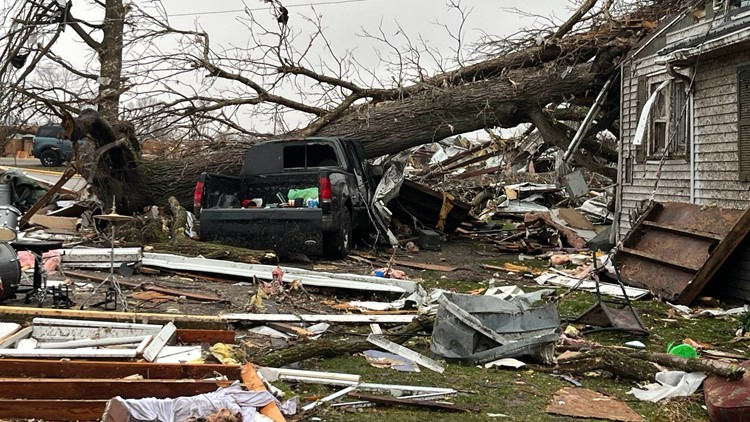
xmin=39 ymin=149 xmax=61 ymax=167
xmin=324 ymin=208 xmax=352 ymax=259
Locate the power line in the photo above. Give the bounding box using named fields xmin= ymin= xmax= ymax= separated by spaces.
xmin=168 ymin=0 xmax=370 ymax=18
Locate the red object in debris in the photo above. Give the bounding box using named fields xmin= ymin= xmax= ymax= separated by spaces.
xmin=319 ymin=176 xmax=332 ymax=203
xmin=704 ymin=360 xmax=750 ymax=421
xmin=271 ymin=267 xmax=284 ymax=283
xmin=241 ymin=199 xmax=252 ymax=208
xmin=193 ymin=180 xmax=204 ymax=214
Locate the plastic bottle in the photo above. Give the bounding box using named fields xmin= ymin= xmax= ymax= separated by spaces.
xmin=305 ymin=198 xmax=314 ymax=208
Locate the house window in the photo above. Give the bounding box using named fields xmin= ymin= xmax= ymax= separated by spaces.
xmin=647 ymin=80 xmax=690 ymax=158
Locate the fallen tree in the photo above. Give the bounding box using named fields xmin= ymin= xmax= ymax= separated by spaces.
xmin=7 ymin=0 xmax=697 ymax=212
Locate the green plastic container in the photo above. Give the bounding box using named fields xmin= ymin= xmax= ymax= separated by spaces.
xmin=287 ymin=187 xmax=319 ymax=200
xmin=667 ymin=342 xmax=699 ymax=359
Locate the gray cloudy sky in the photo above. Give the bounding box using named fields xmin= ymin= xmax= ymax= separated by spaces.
xmin=46 ymin=0 xmax=573 ymax=133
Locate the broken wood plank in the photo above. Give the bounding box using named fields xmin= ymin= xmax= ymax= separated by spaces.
xmin=0 ymin=326 xmax=31 ymax=349
xmin=347 ymin=392 xmax=476 ymax=412
xmin=0 ymin=359 xmax=241 ymax=379
xmin=223 ymin=314 xmax=416 ymax=324
xmin=0 ymin=306 xmax=225 ymax=328
xmin=0 ymin=349 xmax=137 ymax=358
xmin=241 ymin=364 xmax=286 ymax=422
xmin=0 ymin=399 xmax=106 ymax=420
xmin=366 ymin=333 xmax=445 ymax=373
xmin=66 ymin=271 xmax=225 ymax=302
xmin=144 ymin=322 xmax=177 ymax=362
xmin=175 ymin=329 xmax=235 ymax=344
xmin=0 ymin=378 xmax=230 ymax=400
xmin=350 ymin=252 xmax=457 ymax=272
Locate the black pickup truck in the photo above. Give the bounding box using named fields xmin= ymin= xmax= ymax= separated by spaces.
xmin=194 ymin=137 xmax=376 ymax=258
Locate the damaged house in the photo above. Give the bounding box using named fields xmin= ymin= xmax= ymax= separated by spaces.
xmin=614 ymin=0 xmax=750 ymax=302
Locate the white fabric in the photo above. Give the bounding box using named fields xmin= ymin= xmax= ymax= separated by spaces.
xmin=103 ymin=382 xmax=277 ymax=422
xmin=633 ymin=79 xmax=670 ymax=146
xmin=629 ymin=371 xmax=706 ymax=402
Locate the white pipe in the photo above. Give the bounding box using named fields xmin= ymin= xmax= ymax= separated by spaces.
xmin=690 ymin=90 xmax=696 ymax=203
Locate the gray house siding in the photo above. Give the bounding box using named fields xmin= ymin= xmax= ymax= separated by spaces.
xmin=618 ymin=50 xmax=750 ymax=240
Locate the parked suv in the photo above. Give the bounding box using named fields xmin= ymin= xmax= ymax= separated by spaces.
xmin=31 ymin=124 xmax=73 ymax=167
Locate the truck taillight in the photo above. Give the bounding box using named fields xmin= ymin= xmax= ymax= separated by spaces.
xmin=193 ymin=180 xmax=204 ymax=215
xmin=320 ymin=176 xmax=332 ymax=203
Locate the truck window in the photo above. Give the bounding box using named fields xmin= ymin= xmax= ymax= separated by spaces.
xmin=283 ymin=143 xmax=339 ymax=168
xmin=36 ymin=126 xmax=61 ymax=138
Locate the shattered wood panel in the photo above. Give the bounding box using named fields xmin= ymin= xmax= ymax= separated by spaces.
xmin=617 ymin=201 xmax=750 ymax=304
xmin=394 ymin=179 xmax=471 ymax=233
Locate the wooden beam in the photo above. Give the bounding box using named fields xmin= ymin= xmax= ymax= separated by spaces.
xmin=19 ymin=166 xmax=77 ymax=228
xmin=242 ymin=364 xmax=286 ymax=422
xmin=0 ymin=378 xmax=230 ymax=400
xmin=0 ymin=359 xmax=241 ymax=380
xmin=0 ymin=399 xmax=105 ymax=420
xmin=175 ymin=329 xmax=235 ymax=344
xmin=0 ymin=306 xmax=225 ymax=328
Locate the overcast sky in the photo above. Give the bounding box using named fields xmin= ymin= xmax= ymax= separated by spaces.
xmin=44 ymin=0 xmax=573 ymax=135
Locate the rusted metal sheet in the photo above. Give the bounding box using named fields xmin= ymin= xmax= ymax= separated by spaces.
xmin=616 ymin=201 xmax=750 ymax=305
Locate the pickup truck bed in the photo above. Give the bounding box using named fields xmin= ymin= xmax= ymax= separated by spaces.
xmin=195 ymin=137 xmax=374 ymax=258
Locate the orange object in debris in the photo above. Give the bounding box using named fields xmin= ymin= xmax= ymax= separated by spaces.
xmin=241 ymin=364 xmax=286 ymax=422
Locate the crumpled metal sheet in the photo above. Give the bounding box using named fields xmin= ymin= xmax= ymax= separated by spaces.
xmin=430 ymin=292 xmax=559 ymax=364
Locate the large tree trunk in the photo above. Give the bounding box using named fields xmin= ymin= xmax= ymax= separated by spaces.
xmin=132 ymin=64 xmax=603 ymax=211
xmin=98 ymin=0 xmax=125 ymax=122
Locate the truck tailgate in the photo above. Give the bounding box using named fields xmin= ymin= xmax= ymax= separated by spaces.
xmin=199 ymin=208 xmax=323 ymax=256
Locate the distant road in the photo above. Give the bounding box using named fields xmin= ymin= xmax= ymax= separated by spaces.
xmin=0 ymin=158 xmax=86 ymax=193
xmin=0 ymin=158 xmax=43 ymax=168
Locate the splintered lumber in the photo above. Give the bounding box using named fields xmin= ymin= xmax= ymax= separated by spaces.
xmin=66 ymin=271 xmax=225 ymax=302
xmin=0 ymin=359 xmax=241 ymax=380
xmin=0 ymin=378 xmax=231 ymax=400
xmin=255 ymin=316 xmax=434 ymax=367
xmin=0 ymin=306 xmax=225 ymax=328
xmin=0 ymin=399 xmax=106 ymax=420
xmin=347 ymin=392 xmax=476 ymax=413
xmin=0 ymin=326 xmax=31 ymax=348
xmin=241 ymin=364 xmax=286 ymax=422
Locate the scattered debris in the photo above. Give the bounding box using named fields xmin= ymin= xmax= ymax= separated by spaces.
xmin=629 ymin=371 xmax=707 ymax=403
xmin=547 ymin=387 xmax=644 ymax=422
